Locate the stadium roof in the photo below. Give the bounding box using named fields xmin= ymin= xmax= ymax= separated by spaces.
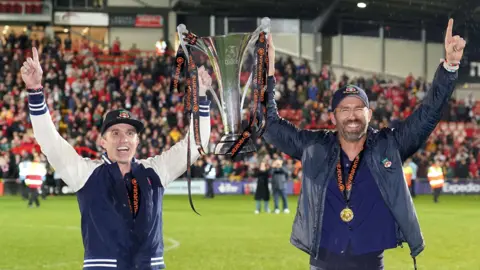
xmin=172 ymin=0 xmax=480 ymax=33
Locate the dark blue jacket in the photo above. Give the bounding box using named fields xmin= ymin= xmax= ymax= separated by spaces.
xmin=262 ymin=63 xmax=457 ymax=260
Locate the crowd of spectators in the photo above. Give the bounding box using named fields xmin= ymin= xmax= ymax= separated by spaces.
xmin=0 ymin=30 xmax=479 ymax=188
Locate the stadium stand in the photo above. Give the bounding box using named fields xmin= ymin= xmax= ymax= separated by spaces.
xmin=0 ymin=1 xmax=43 ymax=14
xmin=0 ymin=29 xmax=478 ymax=195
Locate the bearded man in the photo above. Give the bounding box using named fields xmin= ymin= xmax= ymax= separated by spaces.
xmin=263 ymin=19 xmax=465 ymax=270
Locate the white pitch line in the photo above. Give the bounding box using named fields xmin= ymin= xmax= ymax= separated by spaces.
xmin=1 ymin=224 xmax=181 ymax=270
xmin=164 ymin=236 xmax=181 ymax=251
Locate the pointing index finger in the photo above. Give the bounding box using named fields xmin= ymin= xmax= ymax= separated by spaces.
xmin=445 ymin=18 xmax=453 ymax=42
xmin=32 ymin=47 xmax=39 ymax=63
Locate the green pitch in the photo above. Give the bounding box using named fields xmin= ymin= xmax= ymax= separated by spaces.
xmin=0 ymin=194 xmax=479 ymax=270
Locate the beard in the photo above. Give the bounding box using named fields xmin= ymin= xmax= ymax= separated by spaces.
xmin=337 ymin=118 xmax=368 ymax=142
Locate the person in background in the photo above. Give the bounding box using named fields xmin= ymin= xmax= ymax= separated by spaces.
xmin=270 ymin=158 xmax=290 ymax=214
xmin=403 ymin=161 xmax=413 ymax=197
xmin=254 ymin=161 xmax=270 ymax=214
xmin=407 ymin=157 xmax=418 ymax=197
xmin=204 ymin=155 xmax=216 ymax=199
xmin=18 ymin=156 xmax=47 ymax=208
xmin=428 ymin=158 xmax=445 ymax=203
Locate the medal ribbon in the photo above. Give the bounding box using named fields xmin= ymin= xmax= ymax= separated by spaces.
xmin=336 ymin=151 xmax=363 ymax=206
xmin=127 ymin=178 xmax=139 ymax=218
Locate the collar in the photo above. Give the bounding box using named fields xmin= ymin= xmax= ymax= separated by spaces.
xmin=101 ymin=152 xmax=138 ymax=165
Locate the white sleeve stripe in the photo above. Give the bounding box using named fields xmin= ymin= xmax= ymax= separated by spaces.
xmin=28 ymin=91 xmax=44 ymax=95
xmin=29 ymin=101 xmax=46 ymax=108
xmin=84 ymin=259 xmax=117 ymax=263
xmin=83 ymin=264 xmax=117 ymax=268
xmin=151 ymin=262 xmax=165 ymax=266
xmin=151 ymin=257 xmax=164 ymax=261
xmin=29 ymin=104 xmax=47 ymax=111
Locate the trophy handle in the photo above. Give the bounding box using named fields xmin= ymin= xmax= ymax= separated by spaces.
xmin=177 ymin=24 xmax=210 ymax=56
xmin=238 ymin=17 xmax=271 ymax=118
xmin=176 ymin=24 xmax=190 ymax=59
xmin=247 ymin=17 xmax=271 ymax=49
xmin=176 ymin=24 xmax=228 ymax=129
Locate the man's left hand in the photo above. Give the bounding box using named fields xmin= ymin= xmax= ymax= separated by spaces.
xmin=198 ymin=66 xmax=212 ymax=96
xmin=444 ymin=19 xmax=466 ymax=64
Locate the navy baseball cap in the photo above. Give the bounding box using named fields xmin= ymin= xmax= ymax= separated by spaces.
xmin=330 ymin=85 xmax=369 ymax=112
xmin=100 ymin=109 xmax=144 ymax=135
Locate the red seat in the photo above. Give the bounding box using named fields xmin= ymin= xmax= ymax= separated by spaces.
xmin=25 ymin=4 xmax=33 ymax=14
xmin=4 ymin=3 xmax=12 ymax=13
xmin=13 ymin=3 xmax=22 ymax=13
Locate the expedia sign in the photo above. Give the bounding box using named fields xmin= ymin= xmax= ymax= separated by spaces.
xmin=413 ymin=180 xmax=480 ymax=195
xmin=442 ymin=182 xmax=480 ymax=194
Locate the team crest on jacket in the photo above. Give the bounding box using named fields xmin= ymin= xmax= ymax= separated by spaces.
xmin=344 ymin=86 xmax=358 ymax=94
xmin=382 ymin=158 xmax=392 ymax=168
xmin=118 ymin=111 xmax=130 ymax=119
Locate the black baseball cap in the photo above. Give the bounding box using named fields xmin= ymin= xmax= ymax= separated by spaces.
xmin=330 ymin=85 xmax=369 ymax=112
xmin=100 ymin=109 xmax=144 ymax=135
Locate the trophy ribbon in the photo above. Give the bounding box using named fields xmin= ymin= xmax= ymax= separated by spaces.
xmin=170 ymin=32 xmax=205 ymax=215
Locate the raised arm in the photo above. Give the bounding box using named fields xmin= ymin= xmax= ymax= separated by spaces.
xmin=392 ymin=19 xmax=466 ymax=161
xmin=262 ymin=34 xmax=323 ymax=160
xmin=22 ymin=48 xmax=101 ymax=192
xmin=140 ymin=65 xmax=212 ymax=187
xmin=140 ymin=98 xmax=211 ymax=187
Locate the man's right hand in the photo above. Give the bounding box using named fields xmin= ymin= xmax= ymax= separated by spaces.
xmin=268 ymin=33 xmax=275 ymax=76
xmin=21 ymin=47 xmax=43 ymax=89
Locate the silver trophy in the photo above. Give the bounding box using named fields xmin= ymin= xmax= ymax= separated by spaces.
xmin=177 ymin=17 xmax=271 ymax=155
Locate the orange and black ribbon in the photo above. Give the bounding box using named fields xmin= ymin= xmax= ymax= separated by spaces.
xmin=336 ymin=151 xmax=363 ymax=206
xmin=127 ymin=178 xmax=139 ymax=218
xmin=171 ymin=32 xmax=205 ymax=215
xmin=227 ymin=32 xmax=269 ymax=158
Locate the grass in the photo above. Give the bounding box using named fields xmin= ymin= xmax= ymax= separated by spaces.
xmin=0 ymin=194 xmax=479 ymax=270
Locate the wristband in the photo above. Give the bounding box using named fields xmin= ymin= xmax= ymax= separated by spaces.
xmin=27 ymin=86 xmax=43 ymax=94
xmin=443 ymin=59 xmax=459 ymax=72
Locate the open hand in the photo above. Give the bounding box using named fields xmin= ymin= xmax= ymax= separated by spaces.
xmin=444 ymin=19 xmax=466 ymax=64
xmin=21 ymin=47 xmax=43 ymax=89
xmin=198 ymin=66 xmax=212 ymax=96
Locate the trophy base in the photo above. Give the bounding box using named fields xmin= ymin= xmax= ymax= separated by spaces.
xmin=214 ymin=134 xmax=256 ymax=155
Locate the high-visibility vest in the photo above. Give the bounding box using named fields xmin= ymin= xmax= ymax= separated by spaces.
xmin=427 ymin=165 xmax=445 ymax=188
xmin=403 ymin=165 xmax=413 ymax=187
xmin=19 ymin=161 xmax=47 ymax=189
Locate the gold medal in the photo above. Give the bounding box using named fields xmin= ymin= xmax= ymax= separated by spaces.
xmin=340 ymin=207 xmax=354 ymax=222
